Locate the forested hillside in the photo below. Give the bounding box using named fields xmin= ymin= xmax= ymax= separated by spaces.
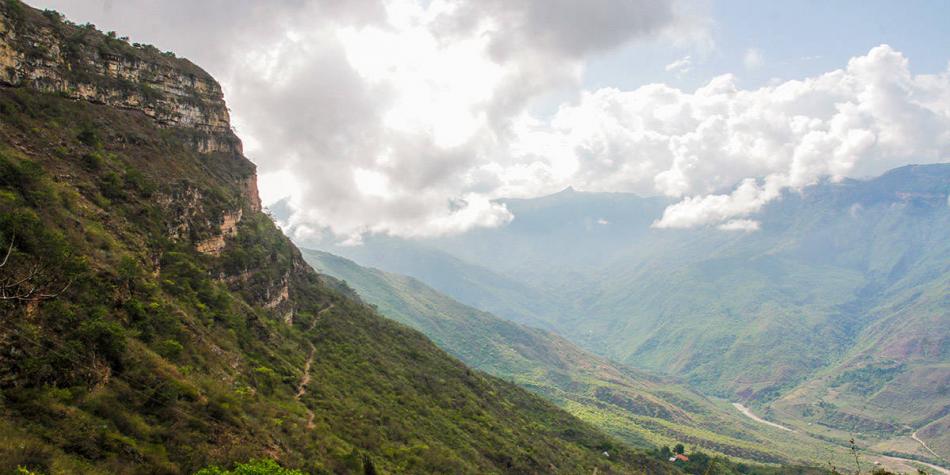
xmin=303 ymin=249 xmax=876 ymax=470
xmin=315 ymin=167 xmax=950 ymax=468
xmin=0 ymin=2 xmax=679 ymax=473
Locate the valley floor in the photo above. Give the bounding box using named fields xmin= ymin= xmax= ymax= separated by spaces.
xmin=733 ymin=401 xmax=949 ymax=474
xmin=880 ymin=456 xmax=950 ymax=475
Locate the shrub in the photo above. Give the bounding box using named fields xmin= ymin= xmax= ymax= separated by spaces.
xmin=0 ymin=442 xmax=53 ymax=474
xmin=194 ymin=459 xmax=305 ymax=475
xmin=156 ymin=339 xmax=184 ymax=360
xmin=100 ymin=172 xmax=123 ymax=200
xmin=252 ymin=366 xmax=279 ymax=395
xmin=77 ymin=126 xmax=101 ymax=148
xmin=78 ymin=313 xmax=127 ymax=368
xmin=80 ymin=151 xmax=103 ymax=171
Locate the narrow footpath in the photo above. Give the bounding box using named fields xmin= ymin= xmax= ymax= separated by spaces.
xmin=912 ymin=430 xmax=944 ymax=462
xmin=294 ymin=303 xmax=334 ymax=430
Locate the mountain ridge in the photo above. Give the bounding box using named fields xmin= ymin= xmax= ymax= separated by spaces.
xmin=314 ymin=162 xmax=950 ymax=466
xmin=0 ymin=2 xmax=681 ymax=473
xmin=301 ymin=247 xmax=943 ymax=470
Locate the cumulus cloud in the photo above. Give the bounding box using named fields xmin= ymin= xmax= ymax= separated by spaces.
xmin=33 ymin=0 xmax=686 ymax=240
xmin=431 ymin=0 xmax=674 ymax=61
xmin=521 ymin=45 xmax=950 ymax=229
xmin=654 ymin=178 xmax=784 ymax=229
xmin=29 ymin=3 xmax=950 ymax=238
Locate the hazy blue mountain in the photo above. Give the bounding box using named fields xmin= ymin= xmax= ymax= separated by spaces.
xmin=301 ymin=249 xmax=872 ymax=467
xmin=426 ymin=187 xmax=671 ymax=287
xmin=310 ymin=164 xmax=950 ymax=462
xmin=308 ymin=236 xmax=560 ymax=329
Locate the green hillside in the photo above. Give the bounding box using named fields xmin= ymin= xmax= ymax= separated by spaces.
xmin=316 ymin=168 xmax=950 ymax=468
xmin=301 ymin=249 xmax=896 ymax=470
xmin=0 ymin=3 xmax=682 ymax=473
xmin=302 ymin=237 xmax=560 ymax=330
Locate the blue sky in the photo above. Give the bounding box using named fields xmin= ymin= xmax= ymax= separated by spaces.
xmin=587 ymin=0 xmax=950 ymax=91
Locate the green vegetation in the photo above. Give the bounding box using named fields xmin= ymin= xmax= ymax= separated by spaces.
xmin=320 ymin=165 xmax=950 ymax=468
xmin=0 ymin=10 xmax=679 ymax=471
xmin=830 ymin=362 xmax=906 ymax=396
xmin=302 ymin=249 xmax=877 ymax=471
xmin=195 ymin=459 xmax=306 ymax=475
xmin=1 ymin=0 xmax=207 ymax=86
xmin=1 ymin=2 xmax=941 ymax=474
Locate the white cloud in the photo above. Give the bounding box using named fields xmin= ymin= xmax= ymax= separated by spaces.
xmin=744 ymin=48 xmax=763 ymax=70
xmin=665 ymin=55 xmax=692 ymax=74
xmin=653 ymin=177 xmax=784 ymax=229
xmin=34 ymin=0 xmax=684 ymax=242
xmin=520 ymin=45 xmax=950 ymax=229
xmin=717 ymin=219 xmax=761 ymax=232
xmin=28 ymin=3 xmax=950 ymax=238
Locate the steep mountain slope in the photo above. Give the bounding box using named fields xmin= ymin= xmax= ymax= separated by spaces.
xmin=575 ymin=168 xmax=950 ymax=429
xmin=307 ymin=236 xmax=559 ymax=330
xmin=316 ymin=167 xmax=950 ymax=464
xmin=772 ymin=270 xmax=950 ymax=464
xmin=301 ymin=249 xmax=901 ymax=469
xmin=0 ymin=3 xmax=679 ymax=474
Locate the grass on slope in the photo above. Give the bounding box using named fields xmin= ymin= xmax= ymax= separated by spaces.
xmin=322 ymin=173 xmax=950 ymax=468
xmin=302 ymin=249 xmax=871 ymax=471
xmin=0 ymin=84 xmax=676 ymax=474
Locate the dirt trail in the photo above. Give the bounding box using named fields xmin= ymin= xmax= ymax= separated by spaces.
xmin=882 ymin=455 xmax=950 ymax=475
xmin=294 ymin=303 xmax=334 ymax=430
xmin=295 ymin=342 xmax=316 ymax=429
xmin=913 ymin=431 xmax=945 ymax=462
xmin=295 ymin=344 xmax=315 ymax=400
xmin=731 ymin=404 xmax=948 ymax=473
xmin=732 ymin=403 xmax=795 ymax=432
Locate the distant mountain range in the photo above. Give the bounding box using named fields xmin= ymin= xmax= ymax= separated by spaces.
xmin=304 ymin=164 xmax=950 ymax=464
xmin=6 ymin=0 xmax=946 ymax=473
xmin=302 ymin=249 xmax=871 ymax=467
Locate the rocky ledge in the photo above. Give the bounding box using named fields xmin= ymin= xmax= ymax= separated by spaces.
xmin=0 ymin=3 xmax=237 ymax=153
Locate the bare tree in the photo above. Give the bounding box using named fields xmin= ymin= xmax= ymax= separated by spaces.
xmin=0 ymin=234 xmax=72 ymax=302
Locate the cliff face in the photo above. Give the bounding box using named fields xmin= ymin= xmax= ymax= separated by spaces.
xmin=0 ymin=1 xmax=261 ymax=262
xmin=0 ymin=3 xmax=679 ymax=474
xmin=0 ymin=5 xmax=232 ymax=145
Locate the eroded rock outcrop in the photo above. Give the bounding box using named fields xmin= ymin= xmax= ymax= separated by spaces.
xmin=0 ymin=8 xmax=230 ymax=138
xmin=196 ymin=209 xmax=242 ymax=256
xmin=0 ymin=4 xmax=264 ymax=254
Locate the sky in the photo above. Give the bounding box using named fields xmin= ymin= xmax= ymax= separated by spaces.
xmin=30 ymin=0 xmax=950 ymax=239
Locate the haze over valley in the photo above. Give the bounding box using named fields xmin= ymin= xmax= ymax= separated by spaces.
xmin=2 ymin=0 xmax=948 ymax=474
